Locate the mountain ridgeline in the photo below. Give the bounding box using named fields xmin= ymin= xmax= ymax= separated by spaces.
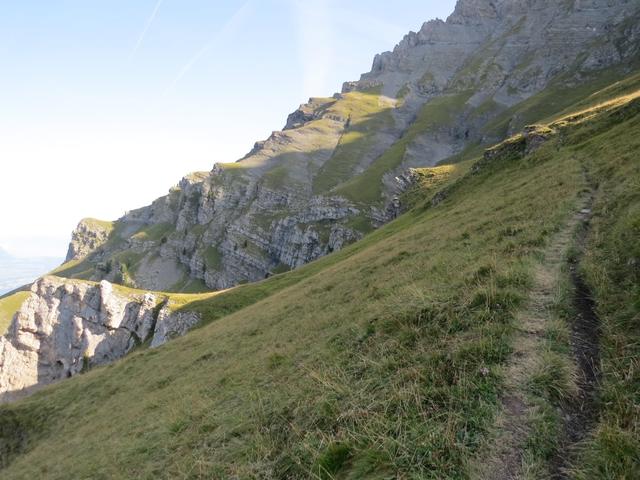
xmin=1 ymin=0 xmax=640 ymax=478
xmin=58 ymin=0 xmax=640 ymax=292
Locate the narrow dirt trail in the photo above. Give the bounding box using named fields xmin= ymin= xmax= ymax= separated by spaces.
xmin=473 ymin=193 xmax=599 ymax=480
xmin=549 ymin=200 xmax=602 ymax=479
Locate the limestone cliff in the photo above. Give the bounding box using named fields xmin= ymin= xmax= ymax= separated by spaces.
xmin=58 ymin=0 xmax=640 ymax=293
xmin=65 ymin=218 xmax=112 ymax=262
xmin=0 ymin=277 xmax=197 ymax=402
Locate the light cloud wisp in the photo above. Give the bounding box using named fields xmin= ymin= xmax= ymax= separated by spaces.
xmin=291 ymin=0 xmax=333 ymax=98
xmin=164 ymin=1 xmax=253 ymax=96
xmin=129 ymin=0 xmax=164 ymax=60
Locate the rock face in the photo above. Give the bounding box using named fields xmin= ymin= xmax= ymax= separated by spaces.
xmin=0 ymin=277 xmax=198 ymax=402
xmin=66 ymin=219 xmax=112 ymax=262
xmin=60 ymin=0 xmax=640 ymax=293
xmin=150 ymin=307 xmax=200 ymax=348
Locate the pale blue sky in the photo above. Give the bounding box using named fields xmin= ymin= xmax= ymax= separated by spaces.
xmin=0 ymin=0 xmax=456 ymax=257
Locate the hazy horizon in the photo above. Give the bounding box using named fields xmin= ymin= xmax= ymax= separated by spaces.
xmin=0 ymin=254 xmax=63 ymax=296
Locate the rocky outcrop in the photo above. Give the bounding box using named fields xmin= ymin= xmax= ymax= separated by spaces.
xmin=479 ymin=124 xmax=556 ymax=167
xmin=0 ymin=276 xmax=200 ymax=402
xmin=150 ymin=307 xmax=200 ymax=348
xmin=284 ymin=97 xmax=336 ymax=130
xmin=60 ymin=0 xmax=640 ymax=293
xmin=66 ymin=219 xmax=113 ymax=262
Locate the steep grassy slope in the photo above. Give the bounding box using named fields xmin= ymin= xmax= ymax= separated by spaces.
xmin=444 ymin=65 xmax=640 ymax=166
xmin=312 ymin=89 xmax=395 ymax=194
xmin=0 ymin=292 xmax=29 ymax=335
xmin=52 ymin=68 xmax=640 ymax=296
xmin=570 ymin=101 xmax=640 ymax=478
xmin=335 ymin=91 xmax=473 ymax=204
xmin=2 ymin=80 xmax=639 ymax=479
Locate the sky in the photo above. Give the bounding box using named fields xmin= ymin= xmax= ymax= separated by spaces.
xmin=0 ymin=0 xmax=457 ymax=258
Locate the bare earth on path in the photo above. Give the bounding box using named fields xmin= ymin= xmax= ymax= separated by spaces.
xmin=472 ymin=192 xmax=600 ymax=480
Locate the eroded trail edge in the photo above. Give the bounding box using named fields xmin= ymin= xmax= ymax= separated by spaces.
xmin=550 ymin=200 xmax=601 ymax=479
xmin=474 ymin=192 xmax=601 ymax=480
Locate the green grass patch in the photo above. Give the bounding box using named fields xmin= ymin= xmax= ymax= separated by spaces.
xmin=263 ymin=164 xmax=290 ymax=189
xmin=48 ymin=258 xmax=97 ymax=281
xmin=336 ymin=91 xmax=472 ymax=204
xmin=400 ymin=163 xmax=472 ymax=210
xmin=0 ymin=292 xmax=30 ymax=335
xmin=313 ymin=90 xmax=395 ymax=194
xmin=79 ymin=218 xmax=114 ymax=233
xmin=131 ymin=223 xmax=174 ymax=243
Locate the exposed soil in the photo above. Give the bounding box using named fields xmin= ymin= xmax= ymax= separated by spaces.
xmin=549 ymin=206 xmax=601 ymax=479
xmin=475 ymin=195 xmax=602 ymax=480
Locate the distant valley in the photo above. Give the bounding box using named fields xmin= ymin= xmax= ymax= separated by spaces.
xmin=0 ymin=249 xmax=61 ymax=296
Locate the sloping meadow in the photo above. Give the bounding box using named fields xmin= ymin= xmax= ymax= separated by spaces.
xmin=1 ymin=82 xmax=639 ymax=479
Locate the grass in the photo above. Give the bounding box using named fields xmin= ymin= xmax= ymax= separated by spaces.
xmin=396 ymin=83 xmax=410 ymax=100
xmin=568 ymin=95 xmax=640 ymax=479
xmin=131 ymin=223 xmax=174 ymax=243
xmin=48 ymin=257 xmax=97 ymax=280
xmin=2 ymin=89 xmax=623 ymax=478
xmin=79 ymin=218 xmax=114 ymax=233
xmin=263 ymin=164 xmax=291 ymax=189
xmin=0 ymin=292 xmax=30 ymax=335
xmin=400 ymin=163 xmax=472 ymax=210
xmin=1 ymin=64 xmax=639 ymax=480
xmin=336 ymin=91 xmax=472 ymax=204
xmin=203 ymin=246 xmax=222 ymax=271
xmin=483 ymin=84 xmax=640 ymax=478
xmin=344 ymin=213 xmax=374 ymax=234
xmin=169 ymin=276 xmax=210 ymax=295
xmin=312 ymin=90 xmax=395 ymax=194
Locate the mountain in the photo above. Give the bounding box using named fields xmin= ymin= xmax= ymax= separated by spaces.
xmin=1 ymin=0 xmax=640 ymax=478
xmin=55 ymin=0 xmax=640 ymax=292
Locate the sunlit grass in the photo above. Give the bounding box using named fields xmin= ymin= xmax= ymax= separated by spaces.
xmin=0 ymin=103 xmax=595 ymax=478
xmin=336 ymin=91 xmax=473 ymax=204
xmin=0 ymin=292 xmax=30 ymax=335
xmin=313 ymin=90 xmax=396 ymax=194
xmin=1 ymin=66 xmax=639 ymax=480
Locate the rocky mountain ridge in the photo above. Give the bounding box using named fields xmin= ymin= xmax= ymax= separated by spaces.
xmin=57 ymin=0 xmax=640 ymax=293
